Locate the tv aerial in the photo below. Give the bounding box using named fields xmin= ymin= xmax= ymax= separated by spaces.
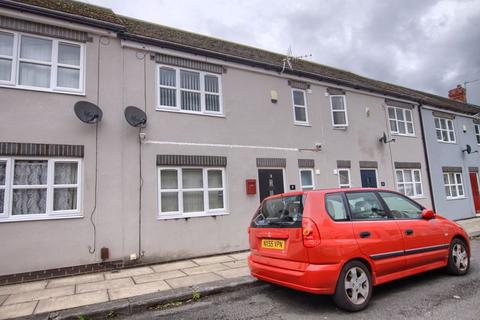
xmin=281 ymin=45 xmax=312 ymax=74
xmin=74 ymin=101 xmax=103 ymax=124
xmin=124 ymin=106 xmax=147 ymax=128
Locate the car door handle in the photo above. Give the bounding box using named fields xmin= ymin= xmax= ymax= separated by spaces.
xmin=405 ymin=229 xmax=414 ymax=235
xmin=359 ymin=231 xmax=371 ymax=238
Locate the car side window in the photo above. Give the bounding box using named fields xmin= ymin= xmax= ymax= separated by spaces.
xmin=346 ymin=192 xmax=389 ymax=220
xmin=325 ymin=193 xmax=348 ymax=221
xmin=378 ymin=192 xmax=422 ymax=219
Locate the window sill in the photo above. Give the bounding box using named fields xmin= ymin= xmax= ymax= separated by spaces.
xmin=436 ymin=140 xmax=457 ymax=145
xmin=390 ymin=133 xmax=416 ymax=138
xmin=294 ymin=122 xmax=311 ymax=127
xmin=155 ymin=107 xmax=225 ymax=118
xmin=446 ymin=196 xmax=467 ymax=201
xmin=157 ymin=211 xmax=229 ymax=220
xmin=0 ymin=83 xmax=85 ymax=96
xmin=0 ymin=214 xmax=83 ymax=223
xmin=333 ymin=126 xmax=348 ymax=130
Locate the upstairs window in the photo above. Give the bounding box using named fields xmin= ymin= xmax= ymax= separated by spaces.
xmin=292 ymin=89 xmax=309 ymax=125
xmin=475 ymin=124 xmax=480 ymax=144
xmin=157 ymin=65 xmax=223 ymax=115
xmin=0 ymin=30 xmax=84 ymax=93
xmin=434 ymin=117 xmax=455 ymax=143
xmin=330 ymin=95 xmax=348 ymax=127
xmin=388 ymin=106 xmax=414 ymax=136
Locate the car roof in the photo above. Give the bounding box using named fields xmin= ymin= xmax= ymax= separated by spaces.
xmin=264 ymin=188 xmax=392 ymax=201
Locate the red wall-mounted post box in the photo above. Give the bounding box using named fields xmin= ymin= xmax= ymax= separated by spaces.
xmin=246 ymin=179 xmax=256 ymax=195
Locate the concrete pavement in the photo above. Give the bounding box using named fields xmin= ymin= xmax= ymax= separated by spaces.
xmin=456 ymin=216 xmax=480 ymax=238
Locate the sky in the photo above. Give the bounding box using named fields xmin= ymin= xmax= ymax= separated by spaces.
xmin=84 ymin=0 xmax=480 ymax=105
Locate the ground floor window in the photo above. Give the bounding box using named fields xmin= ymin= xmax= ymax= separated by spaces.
xmin=0 ymin=158 xmax=81 ymax=221
xmin=443 ymin=171 xmax=465 ymax=199
xmin=338 ymin=169 xmax=351 ymax=188
xmin=299 ymin=169 xmax=314 ymax=190
xmin=395 ymin=169 xmax=423 ymax=198
xmin=158 ymin=167 xmax=226 ymax=218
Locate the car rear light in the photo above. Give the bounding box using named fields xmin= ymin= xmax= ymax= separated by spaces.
xmin=302 ymin=217 xmax=321 ymax=248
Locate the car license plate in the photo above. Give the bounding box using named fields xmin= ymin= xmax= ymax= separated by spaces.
xmin=261 ymin=239 xmax=285 ymax=250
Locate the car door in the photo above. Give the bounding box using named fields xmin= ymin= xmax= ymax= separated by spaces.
xmin=346 ymin=191 xmax=406 ymax=278
xmin=378 ymin=192 xmax=449 ymax=269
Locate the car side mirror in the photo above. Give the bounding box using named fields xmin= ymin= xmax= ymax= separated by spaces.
xmin=421 ymin=208 xmax=435 ymax=220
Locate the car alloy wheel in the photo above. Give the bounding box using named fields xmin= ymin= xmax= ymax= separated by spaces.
xmin=344 ymin=266 xmax=369 ymax=305
xmin=452 ymin=242 xmax=468 ymax=272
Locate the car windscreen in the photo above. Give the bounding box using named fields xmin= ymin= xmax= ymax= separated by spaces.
xmin=250 ymin=195 xmax=304 ymax=228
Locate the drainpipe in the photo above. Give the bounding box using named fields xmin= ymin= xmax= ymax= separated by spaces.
xmin=417 ymin=104 xmax=436 ymax=211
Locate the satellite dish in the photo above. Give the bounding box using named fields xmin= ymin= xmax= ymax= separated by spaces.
xmin=463 ymin=144 xmax=472 ymax=154
xmin=379 ymin=132 xmax=387 ymax=143
xmin=74 ymin=101 xmax=103 ymax=124
xmin=124 ymin=106 xmax=147 ymax=128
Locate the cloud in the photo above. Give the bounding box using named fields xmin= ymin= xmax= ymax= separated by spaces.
xmin=83 ymin=0 xmax=480 ymax=105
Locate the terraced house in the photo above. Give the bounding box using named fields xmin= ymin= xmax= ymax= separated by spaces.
xmin=0 ymin=0 xmax=479 ymax=282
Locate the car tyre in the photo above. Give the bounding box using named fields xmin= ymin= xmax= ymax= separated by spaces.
xmin=446 ymin=238 xmax=469 ymax=275
xmin=333 ymin=260 xmax=372 ymax=312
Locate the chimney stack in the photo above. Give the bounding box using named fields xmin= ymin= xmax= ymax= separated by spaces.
xmin=448 ymin=84 xmax=466 ymax=102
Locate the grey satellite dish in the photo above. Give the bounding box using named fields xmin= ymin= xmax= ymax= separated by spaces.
xmin=74 ymin=101 xmax=103 ymax=124
xmin=124 ymin=106 xmax=147 ymax=128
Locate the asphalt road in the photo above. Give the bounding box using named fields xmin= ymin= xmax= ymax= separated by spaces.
xmin=126 ymin=240 xmax=479 ymax=320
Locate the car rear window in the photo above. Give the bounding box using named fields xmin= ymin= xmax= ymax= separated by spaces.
xmin=251 ymin=195 xmax=304 ymax=228
xmin=325 ymin=193 xmax=348 ymax=221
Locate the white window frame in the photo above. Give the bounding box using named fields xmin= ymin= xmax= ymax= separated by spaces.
xmin=387 ymin=106 xmax=415 ymax=136
xmin=443 ymin=171 xmax=465 ymax=200
xmin=474 ymin=124 xmax=480 ymax=145
xmin=338 ymin=169 xmax=351 ymax=188
xmin=434 ymin=117 xmax=456 ymax=143
xmin=330 ymin=95 xmax=349 ymax=127
xmin=299 ymin=169 xmax=314 ymax=190
xmin=0 ymin=157 xmax=82 ymax=222
xmin=395 ymin=169 xmax=423 ymax=198
xmin=0 ymin=29 xmax=85 ymax=94
xmin=156 ymin=64 xmax=223 ymax=116
xmin=157 ymin=167 xmax=228 ymax=219
xmin=291 ymin=89 xmax=309 ymax=125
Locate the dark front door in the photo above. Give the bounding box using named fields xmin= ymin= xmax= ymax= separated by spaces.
xmin=360 ymin=169 xmax=377 ymax=188
xmin=258 ymin=169 xmax=284 ymax=202
xmin=469 ymin=172 xmax=480 ymax=213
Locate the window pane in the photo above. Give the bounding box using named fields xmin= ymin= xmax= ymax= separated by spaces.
xmin=390 ymin=120 xmax=397 ymax=132
xmin=333 ymin=111 xmax=347 ymax=125
xmin=396 ymin=171 xmax=404 ymax=183
xmin=0 ymin=190 xmax=3 ymax=214
xmin=407 ymin=123 xmax=414 ymax=134
xmin=458 ymin=185 xmax=464 ymax=196
xmin=440 ymin=119 xmax=447 ymax=130
xmin=0 ymin=32 xmax=13 ymax=56
xmin=405 ymin=183 xmax=414 ymax=197
xmin=160 ymin=88 xmax=176 ymax=107
xmin=0 ymin=161 xmax=5 ymax=185
xmin=293 ymin=91 xmax=305 ymax=106
xmin=295 ymin=106 xmax=307 ymax=122
xmin=388 ymin=107 xmax=395 ymax=120
xmin=398 ymin=121 xmax=406 ymax=134
xmin=209 ymin=190 xmax=224 ymax=209
xmin=396 ymin=109 xmax=404 ymax=121
xmin=58 ymin=43 xmax=80 ymax=66
xmin=404 ymin=170 xmax=413 ymax=182
xmin=346 ymin=192 xmax=385 ymax=220
xmin=405 ymin=110 xmax=412 ymax=121
xmin=182 ymin=169 xmax=202 ymax=188
xmin=53 ymin=188 xmax=77 ymax=210
xmin=301 ymin=170 xmax=313 ymax=187
xmin=12 ymin=189 xmax=47 ymax=215
xmin=379 ymin=192 xmax=422 ymax=218
xmin=415 ymin=182 xmax=422 ymax=195
xmin=205 ymin=75 xmax=219 ymax=93
xmin=445 ymin=186 xmax=451 ymax=197
xmin=325 ymin=193 xmax=347 ymax=220
xmin=449 ymin=132 xmax=455 ymax=141
xmin=57 ymin=67 xmax=80 ymax=88
xmin=476 ymin=125 xmax=479 ymax=134
xmin=442 ymin=131 xmax=448 ymax=141
xmin=413 ymin=170 xmax=420 ymax=182
xmin=447 ymin=120 xmax=453 ymax=130
xmin=161 ymin=192 xmax=178 ymax=212
xmin=183 ymin=191 xmax=204 ymax=212
xmin=159 ymin=67 xmax=176 ymax=87
xmin=331 ymin=96 xmax=345 ymax=110
xmin=455 ymin=173 xmax=462 ymax=184
xmin=181 ymin=91 xmax=201 ymax=111
xmin=20 ymin=36 xmax=52 ymax=62
xmin=339 ymin=170 xmax=349 ymax=185
xmin=180 ymin=70 xmax=200 ymax=90
xmin=208 ymin=170 xmax=223 ymax=188
xmin=54 ymin=162 xmax=78 ymax=184
xmin=434 ymin=118 xmax=440 ymax=129
xmin=0 ymin=58 xmax=12 ymax=81
xmin=443 ymin=173 xmax=449 ymax=185
xmin=436 ymin=129 xmax=443 ymax=140
xmin=398 ymin=184 xmax=405 ymax=194
xmin=14 ymin=160 xmax=47 ymax=185
xmin=160 ymin=170 xmax=178 ymax=189
xmin=205 ymin=94 xmax=220 ymax=112
xmin=19 ymin=62 xmax=51 ymax=88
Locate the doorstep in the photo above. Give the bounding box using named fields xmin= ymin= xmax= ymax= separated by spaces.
xmin=0 ymin=251 xmax=252 ymax=320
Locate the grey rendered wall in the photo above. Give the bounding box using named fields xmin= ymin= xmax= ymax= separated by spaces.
xmin=421 ymin=108 xmax=479 ymax=220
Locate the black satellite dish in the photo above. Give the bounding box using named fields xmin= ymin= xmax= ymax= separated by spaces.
xmin=124 ymin=106 xmax=147 ymax=128
xmin=74 ymin=101 xmax=103 ymax=124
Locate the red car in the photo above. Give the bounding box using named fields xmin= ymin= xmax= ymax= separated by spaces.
xmin=248 ymin=188 xmax=470 ymax=311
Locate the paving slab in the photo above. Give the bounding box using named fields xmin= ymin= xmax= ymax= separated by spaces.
xmin=0 ymin=301 xmax=37 ymax=320
xmin=0 ymin=281 xmax=47 ymax=296
xmin=104 ymin=266 xmax=154 ymax=280
xmin=222 ymin=260 xmax=248 ymax=268
xmin=4 ymin=286 xmax=74 ymax=305
xmin=76 ymin=278 xmax=134 ymax=294
xmin=35 ymin=290 xmax=109 ymax=314
xmin=47 ymin=273 xmax=105 ymax=289
xmin=215 ymin=267 xmax=251 ymax=279
xmin=457 ymin=217 xmax=480 ymax=237
xmin=108 ymin=280 xmax=171 ymax=300
xmin=165 ymin=272 xmax=223 ymax=289
xmin=181 ymin=263 xmax=230 ymax=276
xmin=192 ymin=255 xmax=235 ymax=266
xmin=133 ymin=270 xmax=186 ymax=284
xmin=150 ymin=260 xmax=198 ymax=273
xmin=228 ymin=251 xmax=250 ymax=261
